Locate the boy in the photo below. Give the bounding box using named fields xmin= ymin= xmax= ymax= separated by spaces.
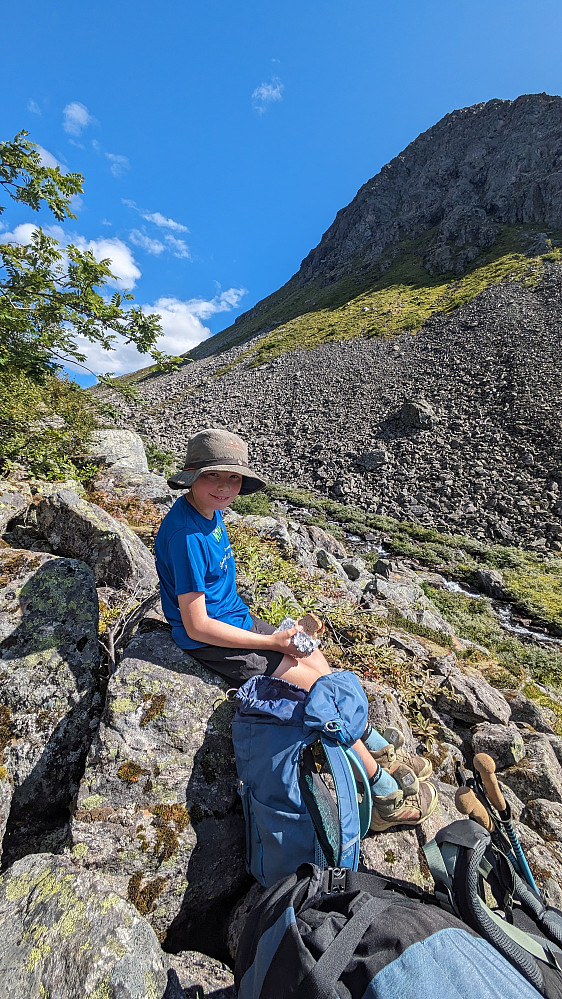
xmin=155 ymin=428 xmax=437 ymax=830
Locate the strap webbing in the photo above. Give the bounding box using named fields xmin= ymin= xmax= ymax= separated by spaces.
xmin=299 ymin=895 xmax=392 ymax=999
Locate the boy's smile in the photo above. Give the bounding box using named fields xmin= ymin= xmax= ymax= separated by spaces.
xmin=187 ymin=470 xmax=243 ymax=519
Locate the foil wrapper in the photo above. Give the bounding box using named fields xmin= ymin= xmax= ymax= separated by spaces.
xmin=275 ymin=616 xmax=320 ymax=656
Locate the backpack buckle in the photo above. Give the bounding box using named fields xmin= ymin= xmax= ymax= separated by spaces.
xmin=324 ymin=867 xmax=347 ymax=894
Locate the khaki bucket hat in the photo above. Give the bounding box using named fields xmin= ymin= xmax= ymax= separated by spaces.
xmin=167 ymin=428 xmax=266 ymax=494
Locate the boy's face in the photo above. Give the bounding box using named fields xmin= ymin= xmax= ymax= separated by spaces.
xmin=189 ymin=470 xmax=243 ymax=518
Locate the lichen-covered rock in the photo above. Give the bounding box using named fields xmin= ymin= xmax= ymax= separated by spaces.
xmin=431 ymin=655 xmax=512 ymax=726
xmin=168 ymin=951 xmax=235 ymax=998
xmin=510 ymin=820 xmax=562 ymax=907
xmin=472 ymin=722 xmax=526 ymax=768
xmin=0 ymin=481 xmax=32 ymax=534
xmin=70 ymin=631 xmax=248 ymax=945
xmin=89 ymin=429 xmax=150 ymax=473
xmin=501 ymin=734 xmax=562 ymax=804
xmin=226 ymin=882 xmax=265 ymax=961
xmin=0 ymin=547 xmax=100 ymax=864
xmin=30 ymin=489 xmax=157 ymax=593
xmin=305 ymin=525 xmax=347 ymax=559
xmin=0 ymin=852 xmax=183 ymax=999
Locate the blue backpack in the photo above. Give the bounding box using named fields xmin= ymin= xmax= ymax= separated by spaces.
xmin=232 ymin=671 xmax=372 ymax=888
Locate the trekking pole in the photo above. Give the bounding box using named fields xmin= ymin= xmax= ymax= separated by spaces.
xmin=455 ymin=786 xmax=494 ymax=831
xmin=473 ymin=753 xmax=539 ymax=895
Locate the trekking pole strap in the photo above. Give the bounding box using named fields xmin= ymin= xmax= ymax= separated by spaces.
xmin=299 ymin=895 xmax=393 ymax=999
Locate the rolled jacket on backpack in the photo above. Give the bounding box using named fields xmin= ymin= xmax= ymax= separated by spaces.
xmin=301 ymin=671 xmax=368 ymax=746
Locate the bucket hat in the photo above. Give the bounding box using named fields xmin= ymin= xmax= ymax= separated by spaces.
xmin=167 ymin=428 xmax=266 ymax=494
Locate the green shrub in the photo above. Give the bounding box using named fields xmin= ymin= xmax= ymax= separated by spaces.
xmin=231 ymin=491 xmax=273 ymax=516
xmin=0 ymin=367 xmax=99 ymax=481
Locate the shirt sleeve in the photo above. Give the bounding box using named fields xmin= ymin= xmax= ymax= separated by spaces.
xmin=168 ymin=529 xmax=209 ymax=596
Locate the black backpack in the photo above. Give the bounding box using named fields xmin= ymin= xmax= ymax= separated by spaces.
xmin=235 ymin=822 xmax=562 ymax=999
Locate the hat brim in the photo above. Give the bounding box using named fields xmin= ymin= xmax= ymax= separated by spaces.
xmin=167 ymin=463 xmax=266 ymax=495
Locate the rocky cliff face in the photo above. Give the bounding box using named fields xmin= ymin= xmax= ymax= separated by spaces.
xmin=298 ymin=93 xmax=562 ymax=284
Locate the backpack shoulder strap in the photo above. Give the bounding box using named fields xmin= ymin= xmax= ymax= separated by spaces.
xmin=321 ymin=737 xmax=371 ymax=870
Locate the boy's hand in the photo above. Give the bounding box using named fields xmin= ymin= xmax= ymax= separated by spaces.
xmin=270 ymin=625 xmax=308 ymax=658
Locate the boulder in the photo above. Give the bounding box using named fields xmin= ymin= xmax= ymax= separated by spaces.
xmin=0 ymin=853 xmax=183 ymax=999
xmin=92 ymin=467 xmax=176 ymax=511
xmin=262 ymin=581 xmax=302 ymax=617
xmin=29 ymin=488 xmax=157 ymax=593
xmin=504 ymin=690 xmax=556 ymax=734
xmin=520 ymin=798 xmax=562 ymax=844
xmin=0 ymin=547 xmax=101 ymax=864
xmin=0 ymin=481 xmax=32 ymax=534
xmin=239 ymin=515 xmax=292 ymax=553
xmin=472 ymin=722 xmax=526 ymax=768
xmin=501 ymin=734 xmax=562 ymax=804
xmin=357 ymin=448 xmax=389 ymax=471
xmin=305 ymin=525 xmax=347 ymax=559
xmin=70 ymin=631 xmax=248 ymax=946
xmin=477 ymin=567 xmax=505 ymax=598
xmin=363 ymin=681 xmax=416 ymax=752
xmin=431 ymin=656 xmax=512 ymax=726
xmin=89 ymin=429 xmax=150 ymax=473
xmin=399 ymin=399 xmax=438 ymax=429
xmin=366 ymin=570 xmax=455 ymax=635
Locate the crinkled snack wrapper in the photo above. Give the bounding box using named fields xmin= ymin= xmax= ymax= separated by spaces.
xmin=275 ymin=616 xmax=320 ymax=655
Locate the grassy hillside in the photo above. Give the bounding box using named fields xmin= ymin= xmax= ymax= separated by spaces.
xmin=116 ymin=224 xmax=562 ymax=389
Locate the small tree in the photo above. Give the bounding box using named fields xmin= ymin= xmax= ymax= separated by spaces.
xmin=0 ymin=130 xmax=163 ymax=382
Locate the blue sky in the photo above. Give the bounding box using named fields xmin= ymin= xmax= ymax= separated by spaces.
xmin=2 ymin=0 xmax=562 ymax=385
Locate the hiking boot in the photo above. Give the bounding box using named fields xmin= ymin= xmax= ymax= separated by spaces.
xmin=371 ymin=727 xmax=433 ymax=782
xmin=370 ymin=764 xmax=438 ymax=832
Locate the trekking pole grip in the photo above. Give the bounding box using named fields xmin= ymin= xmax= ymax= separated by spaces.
xmin=473 ymin=753 xmax=506 ymax=814
xmin=455 ymin=786 xmax=494 ymax=832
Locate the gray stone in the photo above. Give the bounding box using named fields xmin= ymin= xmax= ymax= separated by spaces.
xmin=315 ymin=548 xmax=349 ymax=581
xmin=169 ymin=951 xmax=235 ymax=998
xmin=367 ymin=571 xmax=455 ymax=635
xmin=240 ymin=515 xmax=292 ymax=553
xmin=520 ymin=798 xmax=562 ymax=844
xmin=70 ymin=631 xmax=248 ymax=945
xmin=30 ymin=488 xmax=157 ymax=593
xmin=89 ymin=429 xmax=150 ymax=473
xmin=357 ymin=448 xmax=389 ymax=471
xmin=432 ymin=656 xmax=512 ymax=726
xmin=263 ymin=581 xmax=302 ymax=616
xmin=363 ymin=681 xmax=416 ymax=752
xmin=0 ymin=853 xmax=182 ymax=999
xmin=476 ymin=567 xmax=505 ymax=598
xmin=226 ymin=882 xmax=265 ymax=961
xmin=472 ymin=722 xmax=526 ymax=768
xmin=0 ymin=481 xmax=32 ymax=534
xmin=501 ymin=734 xmax=562 ymax=804
xmin=92 ymin=467 xmax=175 ymax=511
xmin=399 ymin=399 xmax=437 ymax=429
xmin=0 ymin=547 xmax=100 ymax=865
xmin=504 ymin=690 xmax=556 ymax=734
xmin=305 ymin=525 xmax=347 ymax=559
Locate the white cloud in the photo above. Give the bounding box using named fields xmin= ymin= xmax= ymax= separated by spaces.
xmin=3 ymin=223 xmax=140 ymax=291
xmin=27 ymin=99 xmax=41 ymax=115
xmin=129 ymin=229 xmax=165 ymax=255
xmin=63 ymin=101 xmax=94 ymax=136
xmin=106 ymin=151 xmax=130 ymax=178
xmin=64 ymin=288 xmax=247 ymax=376
xmin=164 ymin=234 xmax=190 ymax=259
xmin=252 ymin=76 xmax=284 ymax=113
xmin=122 ymin=199 xmax=188 ymax=232
xmin=36 ymin=145 xmax=63 ymax=170
xmin=73 ymin=236 xmax=140 ymax=288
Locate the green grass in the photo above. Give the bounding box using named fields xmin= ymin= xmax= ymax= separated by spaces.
xmin=264 ymin=484 xmax=562 ymax=635
xmin=421 ymin=583 xmax=562 ymax=690
xmin=183 ymin=224 xmax=562 ymax=369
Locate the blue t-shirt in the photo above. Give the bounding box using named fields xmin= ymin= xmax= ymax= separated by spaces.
xmin=154 ymin=496 xmax=253 ymax=649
